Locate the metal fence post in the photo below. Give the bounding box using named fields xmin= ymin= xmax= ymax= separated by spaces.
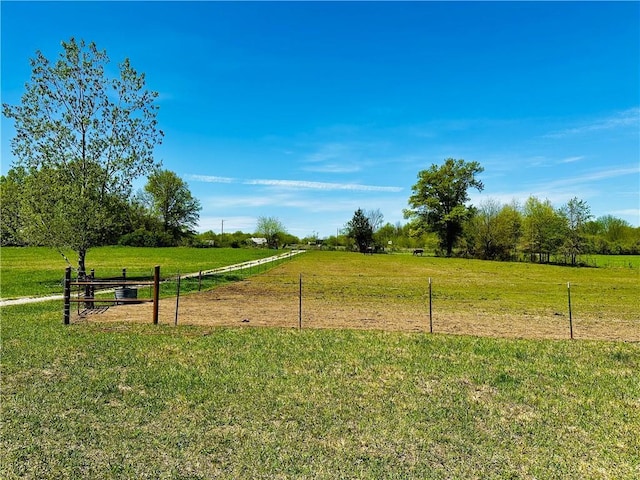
xmin=429 ymin=277 xmax=433 ymax=334
xmin=299 ymin=273 xmax=303 ymax=330
xmin=63 ymin=267 xmax=71 ymax=325
xmin=175 ymin=272 xmax=181 ymax=326
xmin=153 ymin=265 xmax=160 ymax=325
xmin=88 ymin=268 xmax=95 ymax=309
xmin=568 ymin=282 xmax=573 ymax=340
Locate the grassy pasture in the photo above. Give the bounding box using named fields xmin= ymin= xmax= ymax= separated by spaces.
xmin=1 ymin=249 xmax=639 ymax=477
xmin=108 ymin=251 xmax=639 ymax=341
xmin=0 ymin=246 xmax=278 ymax=299
xmin=584 ymin=254 xmax=640 ymax=269
xmin=292 ymin=252 xmax=640 ymax=328
xmin=2 ymin=300 xmax=639 ymax=478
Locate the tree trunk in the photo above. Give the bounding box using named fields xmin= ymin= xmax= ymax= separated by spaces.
xmin=78 ymin=248 xmax=87 ymax=278
xmin=78 ymin=248 xmax=92 ymax=309
xmin=445 ymin=227 xmax=454 ymax=257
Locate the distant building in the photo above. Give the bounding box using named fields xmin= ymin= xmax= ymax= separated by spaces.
xmin=249 ymin=237 xmax=268 ymax=246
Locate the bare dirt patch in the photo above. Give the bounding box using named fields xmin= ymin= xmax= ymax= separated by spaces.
xmin=77 ymin=276 xmax=640 ymax=342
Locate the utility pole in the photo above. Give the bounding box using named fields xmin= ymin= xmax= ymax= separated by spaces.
xmin=221 ymin=219 xmax=224 ymax=237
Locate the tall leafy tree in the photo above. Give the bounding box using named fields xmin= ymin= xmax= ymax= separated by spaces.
xmin=496 ymin=201 xmax=523 ymax=260
xmin=345 ymin=208 xmax=374 ymax=253
xmin=375 ymin=222 xmax=397 ymax=249
xmin=598 ymin=215 xmax=631 ymax=244
xmin=255 ymin=216 xmax=287 ymax=249
xmin=560 ymin=197 xmax=592 ymax=265
xmin=469 ymin=198 xmax=502 ymax=260
xmin=405 ymin=158 xmax=484 ymax=256
xmin=468 ymin=199 xmax=523 ymax=260
xmin=143 ymin=169 xmax=201 ymax=241
xmin=2 ymin=38 xmax=163 ymax=274
xmin=522 ymin=196 xmax=566 ymax=263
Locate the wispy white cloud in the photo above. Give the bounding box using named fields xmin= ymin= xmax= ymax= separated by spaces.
xmin=473 ymin=165 xmax=639 ymax=209
xmin=544 ymin=108 xmax=640 ymax=138
xmin=189 ymin=173 xmax=402 ymax=192
xmin=558 ymin=156 xmax=585 ymax=164
xmin=244 ymin=178 xmax=402 ymax=192
xmin=543 ymin=166 xmax=640 ymax=189
xmin=481 ymin=153 xmax=551 ymax=169
xmin=525 ymin=166 xmax=638 ymax=204
xmin=187 ymin=174 xmax=236 ymax=183
xmin=202 ymin=192 xmax=405 ymax=214
xmin=202 ymin=195 xmax=275 ymax=209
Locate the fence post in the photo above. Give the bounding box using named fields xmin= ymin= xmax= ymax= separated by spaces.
xmin=153 ymin=265 xmax=160 ymax=325
xmin=429 ymin=277 xmax=433 ymax=334
xmin=198 ymin=270 xmax=202 ymax=291
xmin=81 ymin=269 xmax=92 ymax=310
xmin=299 ymin=273 xmax=303 ymax=330
xmin=175 ymin=272 xmax=181 ymax=326
xmin=567 ymin=282 xmax=573 ymax=340
xmin=63 ymin=267 xmax=71 ymax=325
xmin=88 ymin=268 xmax=95 ymax=309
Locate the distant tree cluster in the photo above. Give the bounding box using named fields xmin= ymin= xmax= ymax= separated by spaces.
xmin=118 ymin=169 xmax=201 ymax=247
xmin=403 ymin=159 xmax=640 ymax=263
xmin=461 ymin=197 xmax=640 ymax=262
xmin=1 ymin=166 xmax=202 ymax=248
xmin=255 ymin=216 xmax=288 ymax=249
xmin=343 ymin=158 xmax=639 ymax=263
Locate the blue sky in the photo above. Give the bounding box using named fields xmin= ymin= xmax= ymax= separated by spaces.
xmin=2 ymin=1 xmax=639 ymax=238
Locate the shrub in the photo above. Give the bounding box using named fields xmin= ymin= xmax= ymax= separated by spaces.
xmin=118 ymin=229 xmax=174 ymax=247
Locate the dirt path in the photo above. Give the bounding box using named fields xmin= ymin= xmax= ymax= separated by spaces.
xmin=0 ymin=294 xmax=65 ymax=308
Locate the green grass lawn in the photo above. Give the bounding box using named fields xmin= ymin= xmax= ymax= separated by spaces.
xmin=584 ymin=254 xmax=640 ymax=269
xmin=0 ymin=246 xmax=279 ymax=299
xmin=2 ymin=301 xmax=639 ymax=479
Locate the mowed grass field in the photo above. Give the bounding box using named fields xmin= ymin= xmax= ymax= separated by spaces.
xmin=0 ymin=246 xmax=278 ymax=299
xmin=1 ymin=248 xmax=639 ymax=478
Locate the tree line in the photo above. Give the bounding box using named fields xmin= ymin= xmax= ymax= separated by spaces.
xmin=344 ymin=159 xmax=640 ymax=263
xmin=1 ymin=165 xmax=202 ymax=248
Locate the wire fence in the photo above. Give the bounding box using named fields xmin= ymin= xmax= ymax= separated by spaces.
xmin=86 ymin=267 xmax=640 ymax=342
